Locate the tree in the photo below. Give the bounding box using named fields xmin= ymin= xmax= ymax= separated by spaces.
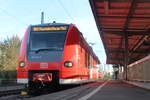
xmin=0 ymin=35 xmax=21 ymax=79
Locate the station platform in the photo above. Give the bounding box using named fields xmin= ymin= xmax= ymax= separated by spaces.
xmin=28 ymin=80 xmax=150 ymax=100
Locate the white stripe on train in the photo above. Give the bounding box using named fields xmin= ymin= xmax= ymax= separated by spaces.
xmin=17 ymin=78 xmax=98 ymax=84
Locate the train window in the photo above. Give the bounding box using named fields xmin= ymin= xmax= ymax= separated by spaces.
xmin=88 ymin=54 xmax=90 ymax=67
xmin=29 ymin=31 xmax=67 ymax=51
xmin=80 ymin=39 xmax=84 ymax=53
xmin=85 ymin=52 xmax=88 ymax=67
xmin=88 ymin=55 xmax=93 ymax=68
xmin=81 ymin=46 xmax=83 ymax=53
xmin=90 ymin=56 xmax=93 ymax=68
xmin=83 ymin=49 xmax=86 ymax=67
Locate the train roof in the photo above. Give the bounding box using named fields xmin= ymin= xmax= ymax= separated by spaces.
xmin=31 ymin=22 xmax=70 ymax=27
xmin=80 ymin=32 xmax=100 ymax=63
xmin=29 ymin=22 xmax=100 ymax=63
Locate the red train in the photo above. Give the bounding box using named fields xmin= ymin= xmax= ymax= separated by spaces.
xmin=17 ymin=23 xmax=101 ymax=92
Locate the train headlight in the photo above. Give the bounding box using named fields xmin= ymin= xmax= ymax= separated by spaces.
xmin=20 ymin=61 xmax=25 ymax=67
xmin=64 ymin=61 xmax=73 ymax=67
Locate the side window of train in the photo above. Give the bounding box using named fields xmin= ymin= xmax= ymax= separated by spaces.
xmin=85 ymin=52 xmax=88 ymax=67
xmin=85 ymin=51 xmax=87 ymax=67
xmin=80 ymin=34 xmax=84 ymax=53
xmin=90 ymin=56 xmax=93 ymax=68
xmin=88 ymin=54 xmax=90 ymax=67
xmin=81 ymin=39 xmax=83 ymax=53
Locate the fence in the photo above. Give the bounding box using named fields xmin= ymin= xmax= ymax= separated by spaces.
xmin=127 ymin=55 xmax=150 ymax=82
xmin=0 ymin=70 xmax=17 ymax=85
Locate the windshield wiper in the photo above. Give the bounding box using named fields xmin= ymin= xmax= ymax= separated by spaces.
xmin=34 ymin=47 xmax=63 ymax=53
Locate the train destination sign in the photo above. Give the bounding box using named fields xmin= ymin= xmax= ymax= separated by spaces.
xmin=32 ymin=26 xmax=68 ymax=31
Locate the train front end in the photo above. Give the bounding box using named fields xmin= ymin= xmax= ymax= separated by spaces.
xmin=17 ymin=23 xmax=69 ymax=90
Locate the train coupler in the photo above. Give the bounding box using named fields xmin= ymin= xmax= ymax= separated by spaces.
xmin=32 ymin=73 xmax=52 ymax=82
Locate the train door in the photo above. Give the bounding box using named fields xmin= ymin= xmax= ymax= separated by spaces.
xmin=89 ymin=55 xmax=93 ymax=79
xmin=96 ymin=63 xmax=100 ymax=79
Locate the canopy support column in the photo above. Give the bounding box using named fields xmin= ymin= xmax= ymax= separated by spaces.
xmin=124 ymin=32 xmax=128 ymax=80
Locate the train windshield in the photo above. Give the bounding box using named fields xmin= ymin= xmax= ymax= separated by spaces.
xmin=27 ymin=25 xmax=68 ymax=62
xmin=29 ymin=31 xmax=67 ymax=52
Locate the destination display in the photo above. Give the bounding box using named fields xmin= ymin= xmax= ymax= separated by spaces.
xmin=32 ymin=26 xmax=68 ymax=31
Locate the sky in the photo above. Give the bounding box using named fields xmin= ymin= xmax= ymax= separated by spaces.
xmin=0 ymin=0 xmax=112 ymax=72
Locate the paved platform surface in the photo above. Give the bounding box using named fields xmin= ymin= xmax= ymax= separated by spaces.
xmin=90 ymin=80 xmax=150 ymax=100
xmin=28 ymin=80 xmax=150 ymax=100
xmin=124 ymin=80 xmax=150 ymax=90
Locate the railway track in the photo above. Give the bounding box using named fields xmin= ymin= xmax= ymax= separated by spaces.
xmin=0 ymin=88 xmax=34 ymax=100
xmin=0 ymin=85 xmax=70 ymax=100
xmin=0 ymin=87 xmax=68 ymax=100
xmin=0 ymin=85 xmax=25 ymax=98
xmin=0 ymin=81 xmax=105 ymax=100
xmin=0 ymin=88 xmax=25 ymax=97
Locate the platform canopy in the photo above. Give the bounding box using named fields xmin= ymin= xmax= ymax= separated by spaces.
xmin=90 ymin=0 xmax=150 ymax=65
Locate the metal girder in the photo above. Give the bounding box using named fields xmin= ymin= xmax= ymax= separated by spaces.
xmin=97 ymin=16 xmax=150 ymax=19
xmin=129 ymin=36 xmax=150 ymax=56
xmin=108 ymin=55 xmax=148 ymax=62
xmin=107 ymin=60 xmax=123 ymax=65
xmin=104 ymin=32 xmax=124 ymax=36
xmin=128 ymin=32 xmax=149 ymax=68
xmin=103 ymin=27 xmax=145 ymax=31
xmin=96 ymin=7 xmax=150 ymax=10
xmin=108 ymin=49 xmax=149 ymax=54
xmin=96 ymin=12 xmax=150 ymax=15
xmin=104 ymin=31 xmax=149 ymax=36
xmin=99 ymin=21 xmax=150 ymax=24
xmin=104 ymin=0 xmax=109 ymax=14
xmin=108 ymin=56 xmax=148 ymax=62
xmin=95 ymin=0 xmax=129 ymax=2
xmin=95 ymin=0 xmax=150 ymax=2
xmin=129 ymin=55 xmax=147 ymax=63
xmin=132 ymin=50 xmax=150 ymax=54
xmin=108 ymin=57 xmax=124 ymax=61
xmin=128 ymin=50 xmax=147 ymax=54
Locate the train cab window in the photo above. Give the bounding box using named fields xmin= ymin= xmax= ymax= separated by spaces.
xmin=27 ymin=28 xmax=68 ymax=62
xmin=29 ymin=31 xmax=67 ymax=51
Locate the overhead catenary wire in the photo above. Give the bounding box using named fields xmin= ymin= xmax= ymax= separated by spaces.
xmin=0 ymin=7 xmax=28 ymax=26
xmin=56 ymin=0 xmax=75 ymax=22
